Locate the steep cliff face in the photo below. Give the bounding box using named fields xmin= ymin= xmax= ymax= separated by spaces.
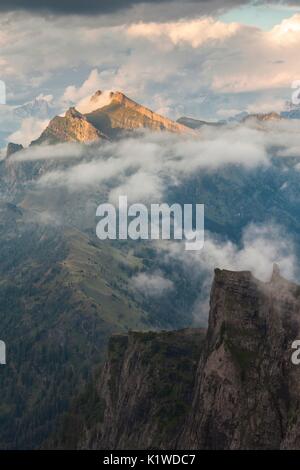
xmin=55 ymin=329 xmax=205 ymax=449
xmin=61 ymin=267 xmax=300 ymax=450
xmin=182 ymin=268 xmax=300 ymax=449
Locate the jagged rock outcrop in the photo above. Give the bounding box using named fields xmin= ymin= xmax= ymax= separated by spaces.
xmin=181 ymin=267 xmax=300 ymax=449
xmin=61 ymin=267 xmax=300 ymax=450
xmin=13 ymin=97 xmax=52 ymax=120
xmin=31 ymin=107 xmax=108 ymax=145
xmin=6 ymin=142 xmax=23 ymax=158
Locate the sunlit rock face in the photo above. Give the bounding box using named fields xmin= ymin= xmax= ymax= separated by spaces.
xmin=90 ymin=90 xmax=192 ymax=135
xmin=32 ymin=106 xmax=108 ymax=145
xmin=32 ymin=90 xmax=192 ymax=145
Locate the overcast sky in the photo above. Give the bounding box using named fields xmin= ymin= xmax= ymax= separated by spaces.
xmin=1 ymin=0 xmax=300 ymax=122
xmin=0 ymin=1 xmax=250 ymax=16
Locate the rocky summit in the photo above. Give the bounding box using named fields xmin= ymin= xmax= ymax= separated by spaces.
xmin=56 ymin=266 xmax=300 ymax=450
xmin=87 ymin=91 xmax=192 ymax=136
xmin=31 ymin=106 xmax=109 ymax=145
xmin=6 ymin=142 xmax=24 ymax=158
xmin=28 ymin=90 xmax=192 ymax=147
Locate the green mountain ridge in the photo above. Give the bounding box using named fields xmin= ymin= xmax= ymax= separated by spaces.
xmin=0 ymin=202 xmax=151 ymax=448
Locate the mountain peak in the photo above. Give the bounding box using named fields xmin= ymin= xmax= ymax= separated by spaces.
xmin=65 ymin=106 xmax=82 ymax=119
xmin=271 ymin=263 xmax=281 ymax=281
xmin=6 ymin=142 xmax=24 ymax=158
xmin=91 ymin=90 xmax=103 ymax=101
xmin=32 ymin=105 xmax=108 ymax=145
xmin=109 ymin=91 xmax=135 ymax=106
xmin=243 ymin=111 xmax=282 ymax=123
xmin=84 ymin=90 xmax=193 ymax=136
xmin=32 ymin=90 xmax=193 ymax=145
xmin=177 ymin=116 xmax=222 ymax=129
xmin=89 ymin=90 xmax=132 ymax=106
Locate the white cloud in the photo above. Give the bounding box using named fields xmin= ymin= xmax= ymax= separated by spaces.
xmin=7 ymin=117 xmax=50 ymax=147
xmin=109 ymin=171 xmax=163 ymax=205
xmin=10 ymin=117 xmax=300 ymax=206
xmin=36 ymin=93 xmax=53 ymax=103
xmin=26 ymin=115 xmax=300 ymax=201
xmin=2 ymin=12 xmax=300 ymax=120
xmin=10 ymin=141 xmax=84 ymax=161
xmin=210 ymin=15 xmax=300 ymax=94
xmin=216 ymin=108 xmax=242 ymax=118
xmin=132 ymin=271 xmax=174 ymax=298
xmin=61 ymin=69 xmax=113 ymax=113
xmin=34 ymin=124 xmax=271 ymax=199
xmin=38 ymin=154 xmax=124 ymax=189
xmin=76 ymin=90 xmax=113 ymax=114
xmin=270 ymin=14 xmax=300 ymax=45
xmin=62 ymin=69 xmax=103 ymax=103
xmin=246 ymin=98 xmax=286 ymax=114
xmin=205 ymin=224 xmax=296 ymax=282
xmin=127 ymin=18 xmax=241 ymax=48
xmin=0 ymin=104 xmax=19 ymax=133
xmin=158 ymin=222 xmax=298 ymax=323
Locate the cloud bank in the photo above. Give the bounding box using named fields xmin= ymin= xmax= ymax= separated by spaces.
xmin=2 ymin=10 xmax=300 ymax=119
xmin=9 ymin=117 xmax=300 ymax=206
xmin=132 ymin=270 xmax=174 ymax=298
xmin=31 ymin=125 xmax=270 ymax=202
xmin=8 ymin=117 xmax=50 ymax=147
xmin=0 ymin=0 xmax=249 ymax=16
xmin=21 ymin=116 xmax=300 ymax=203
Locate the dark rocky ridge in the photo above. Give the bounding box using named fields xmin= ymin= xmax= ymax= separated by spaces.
xmin=6 ymin=142 xmax=23 ymax=158
xmin=177 ymin=116 xmax=221 ymax=129
xmin=57 ymin=267 xmax=300 ymax=450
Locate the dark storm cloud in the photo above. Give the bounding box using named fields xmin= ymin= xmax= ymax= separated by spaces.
xmin=0 ymin=0 xmax=251 ymax=16
xmin=1 ymin=1 xmax=300 ymax=17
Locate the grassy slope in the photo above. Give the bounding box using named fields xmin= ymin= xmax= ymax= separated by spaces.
xmin=0 ymin=203 xmax=147 ymax=448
